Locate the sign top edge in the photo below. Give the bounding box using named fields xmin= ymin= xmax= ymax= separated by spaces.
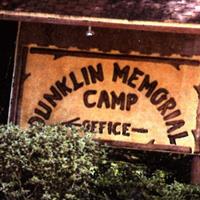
xmin=1 ymin=10 xmax=200 ymax=34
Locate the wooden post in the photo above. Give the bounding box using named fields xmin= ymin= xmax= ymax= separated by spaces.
xmin=191 ymin=155 xmax=200 ymax=184
xmin=191 ymin=85 xmax=200 ymax=184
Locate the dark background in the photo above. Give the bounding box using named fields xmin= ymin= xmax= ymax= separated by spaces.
xmin=0 ymin=20 xmax=17 ymax=124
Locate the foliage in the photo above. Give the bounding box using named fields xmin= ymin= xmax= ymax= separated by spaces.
xmin=0 ymin=124 xmax=200 ymax=200
xmin=96 ymin=161 xmax=200 ymax=200
xmin=0 ymin=124 xmax=106 ymax=200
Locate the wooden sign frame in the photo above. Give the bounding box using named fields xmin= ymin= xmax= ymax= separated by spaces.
xmin=10 ymin=45 xmax=200 ymax=155
xmin=1 ymin=0 xmax=200 ymax=181
xmin=0 ymin=6 xmax=200 ymax=184
xmin=8 ymin=22 xmax=200 ymax=159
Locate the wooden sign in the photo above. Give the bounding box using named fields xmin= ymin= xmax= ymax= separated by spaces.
xmin=15 ymin=46 xmax=200 ymax=154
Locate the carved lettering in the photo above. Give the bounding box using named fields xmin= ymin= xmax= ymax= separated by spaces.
xmin=127 ymin=67 xmax=144 ymax=88
xmin=27 ymin=61 xmax=189 ymax=145
xmin=55 ymin=76 xmax=72 ymax=96
xmin=44 ymin=86 xmax=62 ymax=107
xmin=166 ymin=120 xmax=185 ymax=133
xmin=158 ymin=98 xmax=177 ymax=116
xmin=69 ymin=71 xmax=84 ymax=91
xmin=81 ymin=67 xmax=90 ymax=85
xmin=122 ymin=123 xmax=131 ymax=136
xmin=88 ymin=63 xmax=104 ymax=83
xmin=97 ymin=90 xmax=111 ymax=109
xmin=112 ymin=63 xmax=130 ymax=83
xmin=163 ymin=110 xmax=181 ymax=121
xmin=126 ymin=93 xmax=138 ymax=111
xmin=28 ymin=116 xmax=45 ymax=125
xmin=83 ymin=90 xmax=97 ymax=108
xmin=111 ymin=91 xmax=125 ymax=110
xmin=35 ymin=101 xmax=52 ymax=120
xmin=150 ymin=88 xmax=168 ymax=105
xmin=138 ymin=75 xmax=158 ymax=97
xmin=168 ymin=131 xmax=188 ymax=144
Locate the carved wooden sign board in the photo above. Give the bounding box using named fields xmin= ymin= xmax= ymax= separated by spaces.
xmin=11 ymin=24 xmax=200 ymax=155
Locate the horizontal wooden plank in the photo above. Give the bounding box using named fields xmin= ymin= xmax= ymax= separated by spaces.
xmin=1 ymin=0 xmax=200 ymax=24
xmin=1 ymin=10 xmax=200 ymax=34
xmin=96 ymin=139 xmax=193 ymax=154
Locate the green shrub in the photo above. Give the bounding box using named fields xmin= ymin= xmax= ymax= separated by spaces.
xmin=0 ymin=124 xmax=200 ymax=200
xmin=0 ymin=124 xmax=107 ymax=200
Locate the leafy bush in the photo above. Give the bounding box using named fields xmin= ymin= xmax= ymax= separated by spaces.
xmin=0 ymin=124 xmax=107 ymax=200
xmin=0 ymin=124 xmax=200 ymax=200
xmin=93 ymin=155 xmax=200 ymax=200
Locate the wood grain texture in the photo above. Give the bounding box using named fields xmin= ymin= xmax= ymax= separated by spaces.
xmin=2 ymin=0 xmax=200 ymax=34
xmin=1 ymin=0 xmax=200 ymax=23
